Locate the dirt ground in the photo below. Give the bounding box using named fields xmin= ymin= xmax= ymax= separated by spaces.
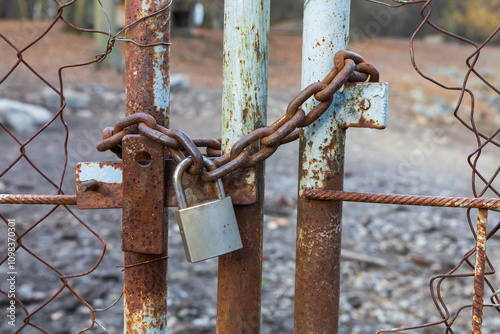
xmin=1 ymin=19 xmax=500 ymax=333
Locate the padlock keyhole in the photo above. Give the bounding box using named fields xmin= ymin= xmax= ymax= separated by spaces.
xmin=135 ymin=151 xmax=152 ymax=167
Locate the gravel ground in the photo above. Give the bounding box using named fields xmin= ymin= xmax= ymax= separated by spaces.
xmin=1 ymin=21 xmax=500 ymax=334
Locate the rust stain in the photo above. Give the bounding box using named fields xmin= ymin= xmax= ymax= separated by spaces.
xmin=472 ymin=208 xmax=488 ymax=334
xmin=254 ymin=31 xmax=262 ymax=60
xmin=359 ymin=98 xmax=371 ymax=110
xmin=103 ymin=1 xmax=171 ymax=333
xmin=122 ymin=135 xmax=165 ymax=255
xmin=76 ymin=161 xmax=124 ymax=209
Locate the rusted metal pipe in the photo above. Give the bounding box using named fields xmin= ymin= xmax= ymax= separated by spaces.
xmin=472 ymin=208 xmax=488 ymax=334
xmin=295 ymin=1 xmax=351 ymax=333
xmin=217 ymin=1 xmax=270 ymax=333
xmin=123 ymin=1 xmax=170 ymax=333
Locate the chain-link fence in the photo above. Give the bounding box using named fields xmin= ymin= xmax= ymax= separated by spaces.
xmin=0 ymin=0 xmax=499 ymax=333
xmin=0 ymin=1 xmax=170 ymax=332
xmin=366 ymin=1 xmax=500 ymax=332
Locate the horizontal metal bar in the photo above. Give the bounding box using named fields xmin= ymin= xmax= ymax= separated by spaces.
xmin=305 ymin=190 xmax=500 ymax=209
xmin=0 ymin=194 xmax=77 ymax=205
xmin=76 ymin=160 xmax=257 ymax=209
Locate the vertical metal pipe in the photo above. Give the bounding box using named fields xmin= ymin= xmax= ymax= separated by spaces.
xmin=217 ymin=1 xmax=270 ymax=333
xmin=295 ymin=1 xmax=351 ymax=333
xmin=123 ymin=1 xmax=170 ymax=333
xmin=472 ymin=209 xmax=488 ymax=334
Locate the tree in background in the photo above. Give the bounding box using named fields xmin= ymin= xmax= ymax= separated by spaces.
xmin=440 ymin=0 xmax=500 ymax=43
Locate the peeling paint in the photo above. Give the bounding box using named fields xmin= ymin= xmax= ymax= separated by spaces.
xmin=222 ymin=0 xmax=270 ymax=182
xmin=218 ymin=1 xmax=269 ymax=333
xmin=296 ymin=1 xmax=351 ymax=333
xmin=153 ymin=45 xmax=170 ymax=115
xmin=124 ymin=293 xmax=168 ymax=334
xmin=299 ymin=0 xmax=351 ymax=192
xmin=78 ymin=162 xmax=122 ymax=183
xmin=123 ymin=1 xmax=169 ymax=332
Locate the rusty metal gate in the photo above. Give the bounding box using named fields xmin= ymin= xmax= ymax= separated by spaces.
xmin=1 ymin=0 xmax=499 ymax=333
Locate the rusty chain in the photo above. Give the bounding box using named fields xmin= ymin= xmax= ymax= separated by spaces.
xmin=97 ymin=50 xmax=379 ymax=182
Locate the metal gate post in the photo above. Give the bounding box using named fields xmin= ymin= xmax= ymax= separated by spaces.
xmin=123 ymin=1 xmax=170 ymax=333
xmin=295 ymin=1 xmax=351 ymax=333
xmin=217 ymin=1 xmax=270 ymax=333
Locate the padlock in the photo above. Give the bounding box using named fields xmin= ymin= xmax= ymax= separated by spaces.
xmin=173 ymin=156 xmax=243 ymax=263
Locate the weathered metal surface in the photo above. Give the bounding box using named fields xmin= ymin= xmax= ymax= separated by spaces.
xmin=217 ymin=167 xmax=265 ymax=334
xmin=305 ymin=190 xmax=500 ymax=209
xmin=76 ymin=160 xmax=256 ymax=208
xmin=221 ymin=0 xmax=269 ymax=160
xmin=472 ymin=208 xmax=488 ymax=334
xmin=338 ymin=82 xmax=388 ymax=129
xmin=76 ymin=161 xmax=123 ymax=209
xmin=122 ymin=135 xmax=165 ymax=254
xmin=125 ymin=3 xmax=170 ymax=120
xmin=123 ymin=253 xmax=168 ymax=334
xmin=295 ymin=1 xmax=351 ymax=333
xmin=0 ymin=194 xmax=77 ymax=205
xmin=217 ymin=0 xmax=269 ymax=333
xmin=123 ymin=0 xmax=169 ymax=333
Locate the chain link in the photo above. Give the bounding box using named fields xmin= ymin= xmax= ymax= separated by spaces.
xmin=97 ymin=50 xmax=379 ymax=182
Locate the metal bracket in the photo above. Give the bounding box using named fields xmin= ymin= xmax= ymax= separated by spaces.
xmin=122 ymin=135 xmax=165 ymax=254
xmin=76 ymin=161 xmax=123 ymax=209
xmin=337 ymin=82 xmax=388 ymax=129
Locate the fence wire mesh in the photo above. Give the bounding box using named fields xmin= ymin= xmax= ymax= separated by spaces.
xmin=0 ymin=0 xmax=499 ymax=333
xmin=366 ymin=0 xmax=500 ymax=333
xmin=0 ymin=1 xmax=169 ymax=332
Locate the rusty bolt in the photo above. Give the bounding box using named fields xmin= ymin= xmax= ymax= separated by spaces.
xmin=77 ymin=180 xmax=99 ymax=192
xmin=359 ymin=98 xmax=371 ymax=111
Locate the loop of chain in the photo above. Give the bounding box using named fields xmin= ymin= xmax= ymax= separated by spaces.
xmin=96 ymin=50 xmax=379 ymax=182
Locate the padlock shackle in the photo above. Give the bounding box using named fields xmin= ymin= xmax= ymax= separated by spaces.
xmin=173 ymin=156 xmax=226 ymax=209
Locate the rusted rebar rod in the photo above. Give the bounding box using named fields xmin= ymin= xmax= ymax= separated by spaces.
xmin=305 ymin=190 xmax=500 ymax=209
xmin=0 ymin=194 xmax=77 ymax=205
xmin=472 ymin=208 xmax=488 ymax=334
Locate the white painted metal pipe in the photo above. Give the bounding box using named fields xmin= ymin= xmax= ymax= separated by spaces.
xmin=295 ymin=1 xmax=351 ymax=333
xmin=221 ymin=0 xmax=270 ymax=156
xmin=299 ymin=0 xmax=351 ymax=194
xmin=218 ymin=1 xmax=270 ymax=333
